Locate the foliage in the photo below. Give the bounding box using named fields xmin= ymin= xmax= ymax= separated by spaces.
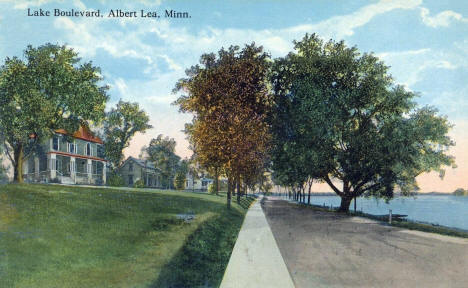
xmin=108 ymin=173 xmax=125 ymax=187
xmin=453 ymin=188 xmax=468 ymax=196
xmin=270 ymin=34 xmax=455 ymax=212
xmin=174 ymin=175 xmax=185 ymax=190
xmin=174 ymin=43 xmax=273 ymax=205
xmin=174 ymin=159 xmax=188 ymax=190
xmin=208 ymin=183 xmax=216 ymax=194
xmin=261 ymin=181 xmax=273 ymax=194
xmin=133 ymin=179 xmax=145 ymax=188
xmin=103 ymin=100 xmax=152 ymax=169
xmin=0 ymin=43 xmax=108 ymax=182
xmin=145 ymin=134 xmax=181 ymax=189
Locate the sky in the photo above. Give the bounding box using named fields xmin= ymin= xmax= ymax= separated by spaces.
xmin=0 ymin=0 xmax=467 ymax=192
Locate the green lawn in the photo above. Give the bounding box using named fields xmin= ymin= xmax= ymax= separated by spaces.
xmin=0 ymin=184 xmax=255 ymax=288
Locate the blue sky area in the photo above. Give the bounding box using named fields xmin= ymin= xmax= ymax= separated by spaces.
xmin=0 ymin=0 xmax=467 ymax=191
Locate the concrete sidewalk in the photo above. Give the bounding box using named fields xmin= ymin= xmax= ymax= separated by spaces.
xmin=220 ymin=197 xmax=295 ymax=288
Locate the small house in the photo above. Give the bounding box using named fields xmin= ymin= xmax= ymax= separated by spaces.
xmin=185 ymin=173 xmax=213 ymax=191
xmin=118 ymin=157 xmax=162 ymax=188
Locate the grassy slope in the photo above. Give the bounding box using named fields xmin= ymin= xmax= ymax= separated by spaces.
xmin=0 ymin=184 xmax=255 ymax=288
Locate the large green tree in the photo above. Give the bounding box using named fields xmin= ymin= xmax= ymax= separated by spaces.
xmin=103 ymin=100 xmax=152 ymax=168
xmin=271 ymin=34 xmax=455 ymax=212
xmin=0 ymin=44 xmax=108 ymax=182
xmin=146 ymin=134 xmax=180 ymax=189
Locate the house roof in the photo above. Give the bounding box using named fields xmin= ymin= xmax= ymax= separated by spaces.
xmin=55 ymin=125 xmax=103 ymax=144
xmin=126 ymin=156 xmax=161 ymax=172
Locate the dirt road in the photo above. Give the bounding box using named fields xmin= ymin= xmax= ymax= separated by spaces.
xmin=262 ymin=197 xmax=468 ymax=288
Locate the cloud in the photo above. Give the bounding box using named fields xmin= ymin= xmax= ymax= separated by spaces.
xmin=296 ymin=0 xmax=422 ymax=39
xmin=53 ymin=0 xmax=425 ymax=72
xmin=10 ymin=0 xmax=85 ymax=10
xmin=377 ymin=48 xmax=430 ymax=59
xmin=12 ymin=0 xmax=54 ymax=9
xmin=114 ymin=78 xmax=129 ymax=96
xmin=377 ymin=48 xmax=463 ymax=87
xmin=428 ymin=86 xmax=468 ymax=119
xmin=420 ymin=7 xmax=468 ymax=28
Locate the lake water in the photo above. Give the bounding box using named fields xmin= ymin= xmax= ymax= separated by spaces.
xmin=277 ymin=194 xmax=468 ymax=231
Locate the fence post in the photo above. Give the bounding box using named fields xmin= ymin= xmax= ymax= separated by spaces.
xmin=389 ymin=209 xmax=392 ymax=224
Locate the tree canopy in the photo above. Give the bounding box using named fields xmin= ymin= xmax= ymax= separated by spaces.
xmin=0 ymin=44 xmax=108 ymax=182
xmin=174 ymin=43 xmax=273 ymax=207
xmin=270 ymin=34 xmax=455 ymax=212
xmin=103 ymin=99 xmax=152 ymax=169
xmin=145 ymin=134 xmax=181 ymax=189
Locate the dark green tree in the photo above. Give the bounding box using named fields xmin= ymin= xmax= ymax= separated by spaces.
xmin=103 ymin=100 xmax=152 ymax=169
xmin=270 ymin=34 xmax=455 ymax=212
xmin=0 ymin=44 xmax=108 ymax=182
xmin=146 ymin=134 xmax=180 ymax=189
xmin=174 ymin=159 xmax=189 ymax=190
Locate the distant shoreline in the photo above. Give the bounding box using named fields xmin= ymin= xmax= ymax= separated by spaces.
xmin=270 ymin=192 xmax=459 ymax=196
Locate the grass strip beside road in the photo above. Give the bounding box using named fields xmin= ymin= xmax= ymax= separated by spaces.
xmin=0 ymin=184 xmax=255 ymax=288
xmin=300 ymin=202 xmax=468 ymax=238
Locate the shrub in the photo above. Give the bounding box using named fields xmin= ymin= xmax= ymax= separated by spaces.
xmin=453 ymin=188 xmax=468 ymax=196
xmin=174 ymin=173 xmax=186 ymax=190
xmin=208 ymin=183 xmax=215 ymax=194
xmin=108 ymin=173 xmax=125 ymax=187
xmin=133 ymin=179 xmax=145 ymax=188
xmin=49 ymin=177 xmax=61 ymax=184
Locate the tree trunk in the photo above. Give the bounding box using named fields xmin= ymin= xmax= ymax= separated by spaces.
xmin=308 ymin=184 xmax=311 ymax=205
xmin=227 ymin=177 xmax=232 ymax=209
xmin=13 ymin=143 xmax=24 ymax=183
xmin=338 ymin=196 xmax=352 ymax=212
xmin=215 ymin=167 xmax=219 ymax=196
xmin=236 ymin=174 xmax=241 ymax=204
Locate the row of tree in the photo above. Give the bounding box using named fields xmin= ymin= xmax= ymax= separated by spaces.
xmin=175 ymin=34 xmax=455 ymax=211
xmin=174 ymin=44 xmax=273 ymax=208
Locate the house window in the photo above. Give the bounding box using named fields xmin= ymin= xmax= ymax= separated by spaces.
xmin=129 ymin=162 xmax=133 ymax=171
xmin=86 ymin=143 xmax=91 ymax=156
xmin=128 ymin=175 xmax=133 ymax=185
xmin=97 ymin=144 xmax=104 ymax=158
xmin=68 ymin=142 xmax=76 ymax=154
xmin=202 ymin=180 xmax=208 ymax=187
xmin=52 ymin=136 xmax=59 ymax=151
